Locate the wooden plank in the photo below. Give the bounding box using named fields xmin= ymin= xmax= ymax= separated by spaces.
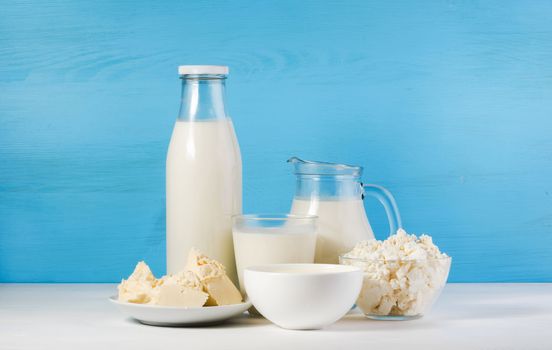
xmin=1 ymin=0 xmax=551 ymax=282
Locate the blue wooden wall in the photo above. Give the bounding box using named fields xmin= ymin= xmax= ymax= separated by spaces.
xmin=1 ymin=0 xmax=551 ymax=282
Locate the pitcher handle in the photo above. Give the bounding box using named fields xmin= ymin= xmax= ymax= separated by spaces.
xmin=361 ymin=183 xmax=402 ymax=236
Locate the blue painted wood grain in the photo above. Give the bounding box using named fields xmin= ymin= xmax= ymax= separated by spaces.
xmin=1 ymin=0 xmax=551 ymax=282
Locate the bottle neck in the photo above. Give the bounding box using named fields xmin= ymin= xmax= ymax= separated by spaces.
xmin=178 ymin=74 xmax=227 ymax=121
xmin=294 ymin=175 xmax=363 ymax=200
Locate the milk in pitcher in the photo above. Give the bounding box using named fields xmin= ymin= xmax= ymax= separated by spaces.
xmin=288 ymin=157 xmax=402 ymax=265
xmin=290 ymin=198 xmax=372 ymax=264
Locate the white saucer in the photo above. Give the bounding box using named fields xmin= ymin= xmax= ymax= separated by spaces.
xmin=109 ymin=296 xmax=252 ymax=326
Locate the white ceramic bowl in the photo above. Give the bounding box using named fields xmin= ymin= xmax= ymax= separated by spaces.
xmin=244 ymin=264 xmax=362 ymax=330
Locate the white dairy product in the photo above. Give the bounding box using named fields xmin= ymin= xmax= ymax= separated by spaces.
xmin=233 ymin=229 xmax=317 ymax=294
xmin=118 ymin=261 xmax=209 ymax=307
xmin=117 ymin=249 xmax=243 ymax=307
xmin=166 ymin=119 xmax=242 ymax=283
xmin=342 ymin=229 xmax=450 ymax=316
xmin=153 ymin=285 xmax=209 ymax=307
xmin=290 ymin=198 xmax=374 ymax=264
xmin=151 ymin=270 xmax=209 ymax=307
xmin=186 ymin=248 xmax=243 ymax=306
xmin=118 ymin=261 xmax=157 ymax=304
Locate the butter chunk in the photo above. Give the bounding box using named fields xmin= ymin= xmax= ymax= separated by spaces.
xmin=151 ymin=270 xmax=208 ymax=307
xmin=186 ymin=248 xmax=227 ymax=279
xmin=202 ymin=274 xmax=243 ymax=306
xmin=117 ymin=249 xmax=243 ymax=307
xmin=153 ymin=284 xmax=209 ymax=307
xmin=118 ymin=261 xmax=157 ymax=304
xmin=158 ymin=270 xmax=204 ymax=291
xmin=186 ymin=248 xmax=243 ymax=306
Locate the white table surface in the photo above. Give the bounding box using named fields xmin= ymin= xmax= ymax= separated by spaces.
xmin=1 ymin=283 xmax=551 ymax=350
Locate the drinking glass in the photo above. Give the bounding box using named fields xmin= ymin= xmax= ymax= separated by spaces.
xmin=232 ymin=214 xmax=317 ymax=295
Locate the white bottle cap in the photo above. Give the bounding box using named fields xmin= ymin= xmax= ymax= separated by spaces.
xmin=178 ymin=65 xmax=229 ymax=75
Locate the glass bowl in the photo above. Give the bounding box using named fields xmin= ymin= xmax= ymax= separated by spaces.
xmin=339 ymin=255 xmax=451 ymax=320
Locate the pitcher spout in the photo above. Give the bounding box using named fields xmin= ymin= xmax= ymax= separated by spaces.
xmin=287 ymin=156 xmax=307 ymax=165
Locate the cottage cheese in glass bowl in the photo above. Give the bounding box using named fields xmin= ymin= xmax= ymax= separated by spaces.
xmin=340 ymin=229 xmax=451 ymax=320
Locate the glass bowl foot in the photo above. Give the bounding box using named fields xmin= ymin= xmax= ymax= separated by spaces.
xmin=366 ymin=314 xmax=422 ymax=321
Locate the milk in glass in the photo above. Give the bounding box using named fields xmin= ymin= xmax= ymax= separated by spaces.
xmin=232 ymin=215 xmax=317 ymax=294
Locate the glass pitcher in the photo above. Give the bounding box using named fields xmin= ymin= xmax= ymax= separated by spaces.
xmin=288 ymin=157 xmax=401 ymax=264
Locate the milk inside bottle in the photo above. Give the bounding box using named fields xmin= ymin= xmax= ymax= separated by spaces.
xmin=166 ymin=66 xmax=241 ymax=282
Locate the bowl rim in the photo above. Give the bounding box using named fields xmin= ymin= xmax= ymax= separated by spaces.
xmin=339 ymin=255 xmax=452 ymax=263
xmin=232 ymin=213 xmax=318 ymax=221
xmin=244 ymin=263 xmax=361 ymax=275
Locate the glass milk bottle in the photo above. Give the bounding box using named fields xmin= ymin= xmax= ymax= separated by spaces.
xmin=166 ymin=65 xmax=241 ymax=282
xmin=289 ymin=157 xmax=401 ymax=264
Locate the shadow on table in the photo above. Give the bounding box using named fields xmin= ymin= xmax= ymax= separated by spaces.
xmin=123 ymin=313 xmax=270 ymax=329
xmin=322 ymin=313 xmax=444 ymax=333
xmin=321 ymin=298 xmax=549 ymax=333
